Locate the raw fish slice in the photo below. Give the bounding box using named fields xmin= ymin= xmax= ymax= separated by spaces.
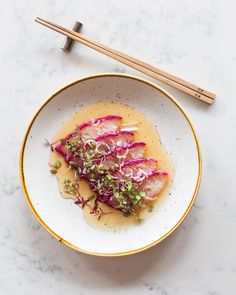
xmin=100 ymin=142 xmax=146 ymax=168
xmin=55 ymin=115 xmax=122 ymax=160
xmin=79 ymin=115 xmax=122 ymax=140
xmin=96 ymin=159 xmax=158 ymax=210
xmin=117 ymin=158 xmax=157 ymax=181
xmin=139 ymin=171 xmax=168 ymax=200
xmin=116 ymin=142 xmax=146 ymax=160
xmin=55 ymin=117 xmax=131 ymax=163
xmin=95 ymin=131 xmax=134 ymax=148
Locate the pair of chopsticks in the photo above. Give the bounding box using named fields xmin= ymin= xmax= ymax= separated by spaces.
xmin=35 ymin=17 xmax=215 ymax=104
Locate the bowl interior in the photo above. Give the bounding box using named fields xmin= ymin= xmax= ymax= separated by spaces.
xmin=21 ymin=74 xmax=200 ymax=256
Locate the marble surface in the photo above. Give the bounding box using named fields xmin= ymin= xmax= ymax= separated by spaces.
xmin=0 ymin=0 xmax=235 ymax=294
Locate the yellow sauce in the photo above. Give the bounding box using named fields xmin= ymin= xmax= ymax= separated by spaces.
xmin=50 ymin=102 xmax=174 ymax=231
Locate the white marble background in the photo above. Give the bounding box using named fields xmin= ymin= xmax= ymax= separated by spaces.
xmin=0 ymin=0 xmax=235 ymax=294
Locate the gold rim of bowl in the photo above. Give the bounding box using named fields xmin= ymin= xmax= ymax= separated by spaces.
xmin=19 ymin=73 xmax=202 ymax=257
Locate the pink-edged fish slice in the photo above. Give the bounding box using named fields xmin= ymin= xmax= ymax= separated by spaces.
xmin=98 ymin=166 xmax=167 ymax=211
xmin=101 ymin=159 xmax=157 ymax=210
xmin=100 ymin=142 xmax=146 ymax=169
xmin=95 ymin=131 xmax=134 ymax=147
xmin=122 ymin=158 xmax=157 ymax=169
xmin=111 ymin=142 xmax=146 ymax=159
xmin=98 ymin=141 xmax=146 ymax=168
xmin=119 ymin=158 xmax=157 ymax=180
xmin=139 ymin=170 xmax=169 ymax=201
xmin=55 ymin=115 xmax=122 ymax=157
xmin=79 ymin=115 xmax=122 ymax=140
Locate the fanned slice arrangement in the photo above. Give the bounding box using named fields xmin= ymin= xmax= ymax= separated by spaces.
xmin=53 ymin=115 xmax=168 ymax=219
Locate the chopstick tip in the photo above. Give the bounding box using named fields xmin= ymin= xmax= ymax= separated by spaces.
xmin=35 ymin=17 xmax=44 ymax=23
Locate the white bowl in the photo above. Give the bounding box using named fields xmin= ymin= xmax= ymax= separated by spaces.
xmin=20 ymin=73 xmax=201 ymax=256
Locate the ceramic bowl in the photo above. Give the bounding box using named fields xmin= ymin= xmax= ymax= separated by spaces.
xmin=20 ymin=73 xmax=201 ymax=256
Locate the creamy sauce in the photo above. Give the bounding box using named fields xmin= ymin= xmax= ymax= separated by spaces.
xmin=50 ymin=102 xmax=174 ymax=231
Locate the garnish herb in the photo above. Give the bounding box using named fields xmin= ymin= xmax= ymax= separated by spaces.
xmin=53 ymin=160 xmax=61 ymax=169
xmin=50 ymin=169 xmax=57 ymax=174
xmin=49 ymin=160 xmax=62 ymax=174
xmin=63 ymin=179 xmax=80 ymax=197
xmin=87 ymin=194 xmax=95 ymax=201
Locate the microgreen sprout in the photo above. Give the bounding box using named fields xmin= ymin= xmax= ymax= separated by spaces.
xmin=87 ymin=194 xmax=95 ymax=202
xmin=50 ymin=169 xmax=57 ymax=174
xmin=53 ymin=160 xmax=61 ymax=169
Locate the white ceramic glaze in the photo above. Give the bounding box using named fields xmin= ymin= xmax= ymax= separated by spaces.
xmin=20 ymin=74 xmax=201 ymax=256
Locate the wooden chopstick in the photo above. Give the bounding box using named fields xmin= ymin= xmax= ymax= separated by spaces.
xmin=35 ymin=17 xmax=215 ymax=104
